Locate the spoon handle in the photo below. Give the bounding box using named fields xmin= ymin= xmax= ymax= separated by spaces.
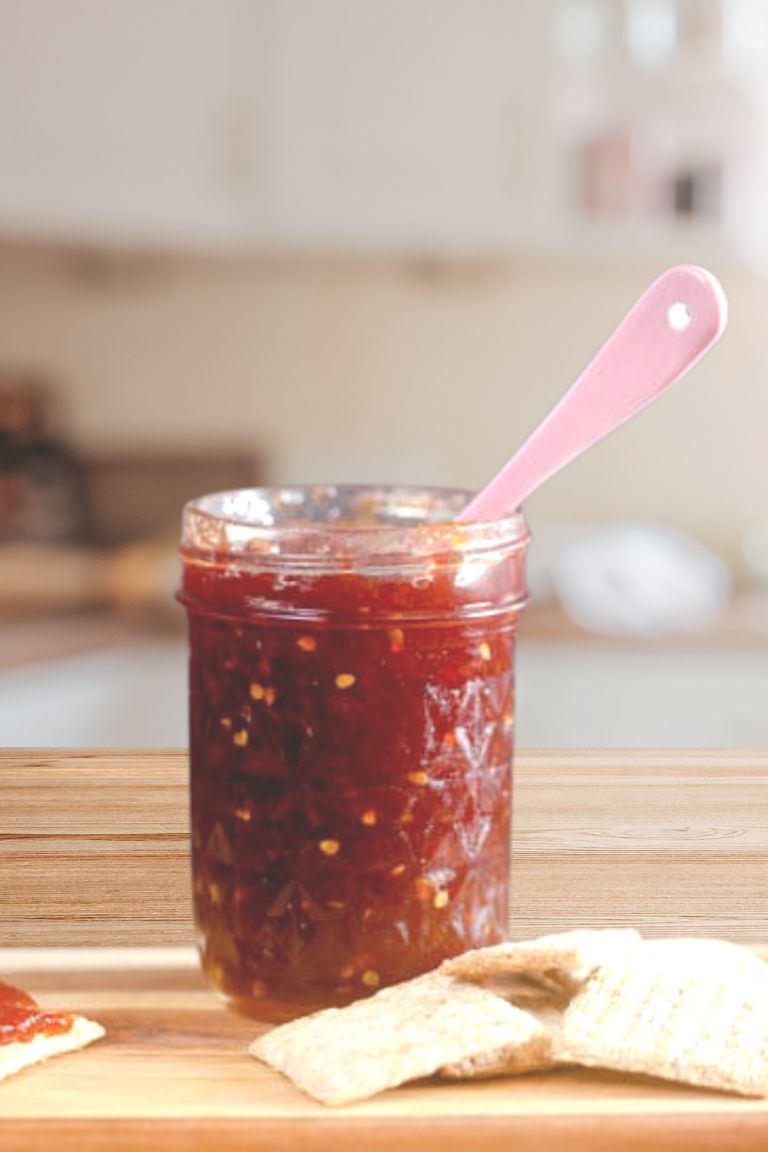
xmin=461 ymin=265 xmax=728 ymax=521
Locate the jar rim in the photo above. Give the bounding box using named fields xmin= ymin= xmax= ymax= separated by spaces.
xmin=180 ymin=484 xmax=529 ymax=566
xmin=184 ymin=484 xmax=525 ymax=530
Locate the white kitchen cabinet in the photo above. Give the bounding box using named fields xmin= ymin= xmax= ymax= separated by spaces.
xmin=0 ymin=0 xmax=766 ymax=260
xmin=0 ymin=0 xmax=553 ymax=253
xmin=268 ymin=0 xmax=553 ymax=252
xmin=257 ymin=0 xmax=768 ymax=262
xmin=0 ymin=0 xmax=273 ymax=249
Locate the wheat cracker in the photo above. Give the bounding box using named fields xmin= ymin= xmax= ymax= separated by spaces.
xmin=250 ymin=971 xmax=546 ymax=1105
xmin=558 ymin=938 xmax=768 ymax=1097
xmin=0 ymin=1015 xmax=105 ymax=1083
xmin=440 ymin=928 xmax=643 ymax=994
xmin=439 ymin=1002 xmax=562 ymax=1080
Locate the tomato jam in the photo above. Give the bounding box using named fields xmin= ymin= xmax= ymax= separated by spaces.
xmin=178 ymin=486 xmax=529 ymax=1019
xmin=0 ymin=979 xmax=73 ymax=1043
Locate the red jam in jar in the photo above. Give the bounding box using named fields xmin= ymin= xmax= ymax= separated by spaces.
xmin=178 ymin=486 xmax=529 ymax=1019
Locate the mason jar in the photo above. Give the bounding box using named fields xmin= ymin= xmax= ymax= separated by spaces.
xmin=177 ymin=485 xmax=529 ymax=1020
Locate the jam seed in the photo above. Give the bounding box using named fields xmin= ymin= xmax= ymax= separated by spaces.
xmin=360 ymin=809 xmax=377 ymax=826
xmin=249 ymin=684 xmax=265 ymax=701
xmin=407 ymin=770 xmax=429 ymax=786
xmin=361 ymin=969 xmax=380 ymax=988
xmin=209 ymin=883 xmax=223 ymax=904
xmin=233 ymin=730 xmax=249 ymax=747
xmin=433 ymin=890 xmax=450 ymax=909
xmin=390 ymin=863 xmax=406 ymax=877
xmin=414 ymin=876 xmax=433 ymax=902
xmin=339 ymin=964 xmax=355 ymax=980
xmin=319 ymin=839 xmax=340 ymax=856
xmin=479 ymin=641 xmax=492 ymax=661
xmin=297 ymin=636 xmax=318 ymax=652
xmin=264 ymin=685 xmax=277 ymax=706
xmin=220 ymin=717 xmax=232 ymax=730
xmin=335 ymin=673 xmax=356 ymax=690
xmin=389 ymin=628 xmax=404 ymax=652
xmin=234 ymin=806 xmax=252 ymax=821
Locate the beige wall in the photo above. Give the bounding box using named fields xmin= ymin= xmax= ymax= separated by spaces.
xmin=0 ymin=241 xmax=765 ymax=556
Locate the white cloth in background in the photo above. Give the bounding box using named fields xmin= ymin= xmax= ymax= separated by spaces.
xmin=553 ymin=522 xmax=732 ymax=638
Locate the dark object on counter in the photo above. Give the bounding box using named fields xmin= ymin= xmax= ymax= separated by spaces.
xmin=0 ymin=376 xmax=89 ymax=544
xmin=81 ymin=449 xmax=262 ymax=546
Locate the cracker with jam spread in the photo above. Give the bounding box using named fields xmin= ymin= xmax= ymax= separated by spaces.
xmin=0 ymin=976 xmax=104 ymax=1082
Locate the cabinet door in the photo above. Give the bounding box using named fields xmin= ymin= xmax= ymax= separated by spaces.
xmin=0 ymin=0 xmax=269 ymax=249
xmin=270 ymin=0 xmax=551 ymax=251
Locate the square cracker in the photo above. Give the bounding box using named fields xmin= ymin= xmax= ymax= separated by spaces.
xmin=0 ymin=1015 xmax=105 ymax=1083
xmin=251 ymin=972 xmax=546 ymax=1105
xmin=437 ymin=929 xmax=642 ymax=1081
xmin=440 ymin=928 xmax=643 ymax=995
xmin=557 ymin=938 xmax=768 ymax=1097
xmin=438 ymin=1002 xmax=561 ymax=1080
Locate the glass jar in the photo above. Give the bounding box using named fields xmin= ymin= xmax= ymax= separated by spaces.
xmin=177 ymin=485 xmax=529 ymax=1020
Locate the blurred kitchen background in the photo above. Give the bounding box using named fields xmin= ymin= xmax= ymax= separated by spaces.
xmin=2 ymin=0 xmax=768 ymax=746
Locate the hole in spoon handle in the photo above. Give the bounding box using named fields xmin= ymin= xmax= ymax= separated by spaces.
xmin=667 ymin=301 xmax=692 ymax=330
xmin=461 ymin=265 xmax=727 ymax=522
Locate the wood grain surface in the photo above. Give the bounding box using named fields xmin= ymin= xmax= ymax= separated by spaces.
xmin=0 ymin=955 xmax=767 ymax=1152
xmin=1 ymin=748 xmax=767 ymax=946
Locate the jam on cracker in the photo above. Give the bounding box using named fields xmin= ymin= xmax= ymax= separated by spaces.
xmin=0 ymin=979 xmax=73 ymax=1044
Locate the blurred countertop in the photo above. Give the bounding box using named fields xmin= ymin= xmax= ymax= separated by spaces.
xmin=3 ymin=592 xmax=768 ymax=675
xmin=2 ymin=532 xmax=768 ymax=672
xmin=517 ymin=592 xmax=768 ymax=646
xmin=0 ymin=607 xmax=186 ymax=672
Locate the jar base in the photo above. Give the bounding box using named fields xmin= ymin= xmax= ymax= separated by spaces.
xmin=218 ymin=985 xmax=366 ymax=1024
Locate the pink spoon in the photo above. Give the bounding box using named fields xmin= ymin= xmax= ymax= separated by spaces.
xmin=461 ymin=265 xmax=728 ymax=521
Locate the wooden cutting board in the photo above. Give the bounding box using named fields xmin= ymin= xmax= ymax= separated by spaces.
xmin=3 ymin=749 xmax=768 ymax=1149
xmin=4 ymin=748 xmax=768 ymax=946
xmin=0 ymin=952 xmax=767 ymax=1152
